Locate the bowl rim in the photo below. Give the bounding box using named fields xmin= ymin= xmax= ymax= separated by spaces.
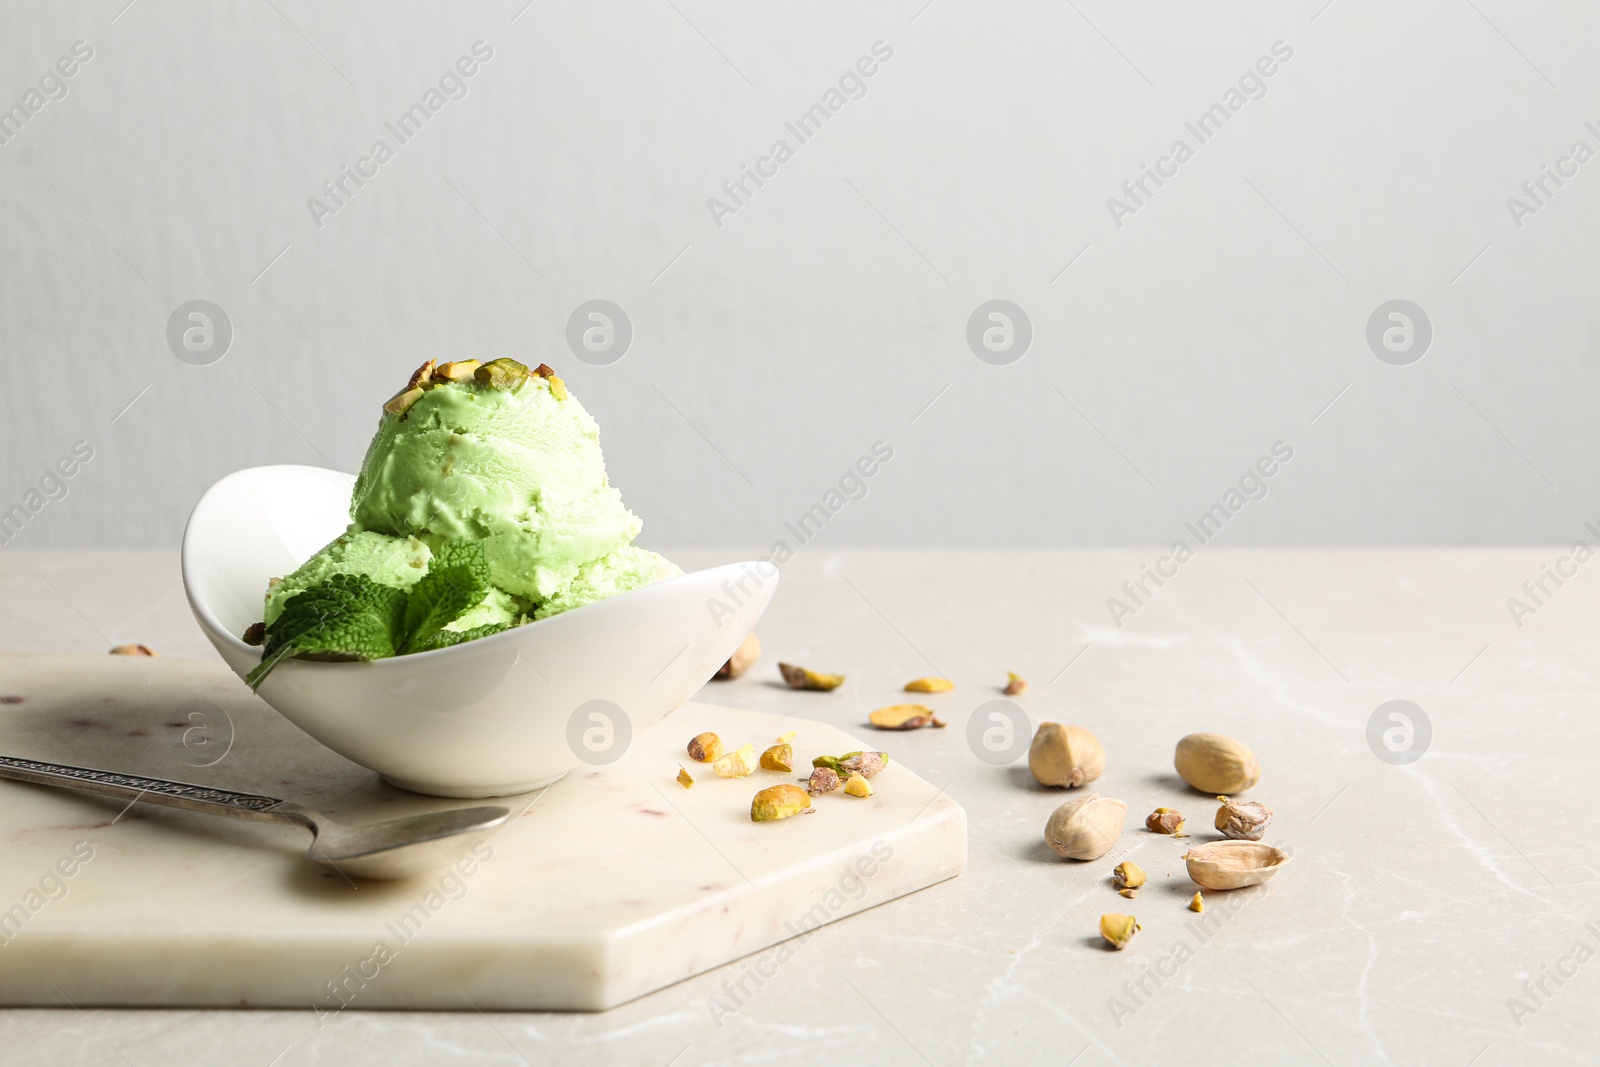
xmin=182 ymin=463 xmax=776 ymax=673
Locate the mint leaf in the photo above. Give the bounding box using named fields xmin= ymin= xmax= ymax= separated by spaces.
xmin=245 ymin=574 xmax=407 ymax=690
xmin=399 ymin=538 xmax=491 ymax=654
xmin=408 ymin=622 xmax=510 ymax=653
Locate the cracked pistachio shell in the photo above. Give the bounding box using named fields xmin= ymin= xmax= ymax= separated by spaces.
xmin=1182 ymin=841 xmax=1290 ymax=890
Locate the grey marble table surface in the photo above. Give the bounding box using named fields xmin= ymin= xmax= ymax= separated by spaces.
xmin=0 ymin=548 xmax=1594 ymax=1066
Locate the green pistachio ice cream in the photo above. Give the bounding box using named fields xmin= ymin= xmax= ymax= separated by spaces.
xmin=262 ymin=358 xmax=679 ymax=641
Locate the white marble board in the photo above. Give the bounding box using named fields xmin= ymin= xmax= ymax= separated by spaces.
xmin=0 ymin=653 xmax=965 ymax=1012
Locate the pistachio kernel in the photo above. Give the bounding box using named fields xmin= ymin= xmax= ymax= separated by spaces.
xmin=1099 ymin=913 xmax=1140 ymax=950
xmin=474 ymin=357 xmax=530 ymax=390
xmin=760 ymin=743 xmax=794 ymax=772
xmin=1112 ymin=861 xmax=1147 ymax=891
xmin=868 ymin=704 xmax=946 ymax=730
xmin=1214 ymin=796 xmax=1273 ymax=841
xmin=1145 ymin=807 xmax=1186 ymax=835
xmin=805 ymin=766 xmax=841 ymax=797
xmin=712 ymin=744 xmax=758 ymax=779
xmin=687 ymin=732 xmax=723 ymax=763
xmin=778 ymin=662 xmax=845 ymax=691
xmin=751 ymin=784 xmax=811 ymax=822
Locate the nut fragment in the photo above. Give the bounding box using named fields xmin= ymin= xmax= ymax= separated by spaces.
xmin=843 ymin=774 xmax=874 ymax=798
xmin=241 ymin=623 xmax=266 ymax=647
xmin=1028 ymin=723 xmax=1105 ymax=789
xmin=1182 ymin=841 xmax=1291 ymax=890
xmin=712 ymin=744 xmax=758 ymax=778
xmin=547 ymin=375 xmax=568 ymax=400
xmin=1112 ymin=861 xmax=1146 ymax=891
xmin=806 ymin=766 xmax=841 ymax=796
xmin=676 ymin=766 xmax=693 ymax=789
xmin=714 ymin=632 xmax=762 ymax=680
xmin=1144 ymin=807 xmax=1185 ymax=835
xmin=532 ymin=362 xmax=556 ymax=378
xmin=1002 ymin=671 xmax=1028 ymax=696
xmin=406 ymin=359 xmax=436 ymax=391
xmin=109 ymin=644 xmax=157 ymax=657
xmin=778 ymin=662 xmax=844 ymax=691
xmin=1118 ymin=888 xmax=1138 ymax=899
xmin=474 ymin=357 xmax=530 ymax=390
xmin=751 ymin=784 xmax=811 ymax=822
xmin=383 ymin=386 xmax=425 ymax=416
xmin=1174 ymin=733 xmax=1260 ymax=794
xmin=1214 ymin=796 xmax=1273 ymax=841
xmin=1043 ymin=793 xmax=1127 ymax=861
xmin=435 ymin=359 xmax=481 ymax=382
xmin=838 ymin=750 xmax=889 ymax=779
xmin=868 ymin=704 xmax=946 ymax=730
xmin=1099 ymin=913 xmax=1139 ymax=950
xmin=904 ymin=677 xmax=954 ymax=693
xmin=760 ymin=743 xmax=793 ymax=772
xmin=1189 ymin=891 xmax=1204 ymax=913
xmin=687 ymin=732 xmax=724 ymax=763
xmin=776 ymin=731 xmax=796 ymax=743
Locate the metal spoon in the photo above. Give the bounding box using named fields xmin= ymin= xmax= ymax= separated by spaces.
xmin=0 ymin=754 xmax=510 ymax=880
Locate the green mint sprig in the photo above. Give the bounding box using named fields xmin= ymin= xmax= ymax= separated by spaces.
xmin=245 ymin=539 xmax=508 ymax=690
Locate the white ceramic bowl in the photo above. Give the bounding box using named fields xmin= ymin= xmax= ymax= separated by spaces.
xmin=181 ymin=465 xmax=775 ymax=797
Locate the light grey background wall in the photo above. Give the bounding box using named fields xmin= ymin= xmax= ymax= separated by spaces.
xmin=1 ymin=0 xmax=1596 ymax=551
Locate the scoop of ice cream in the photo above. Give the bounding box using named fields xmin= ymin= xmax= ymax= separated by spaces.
xmin=349 ymin=360 xmax=676 ymax=605
xmin=532 ymin=543 xmax=683 ymax=619
xmin=263 ymin=530 xmax=431 ymax=626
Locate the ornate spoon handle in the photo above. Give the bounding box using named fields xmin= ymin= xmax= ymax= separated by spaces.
xmin=0 ymin=754 xmax=291 ymax=823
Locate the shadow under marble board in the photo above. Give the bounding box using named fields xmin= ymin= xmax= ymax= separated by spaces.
xmin=0 ymin=654 xmax=966 ymax=1011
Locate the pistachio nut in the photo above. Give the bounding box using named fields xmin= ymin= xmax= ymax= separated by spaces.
xmin=383 ymin=386 xmax=425 ymax=416
xmin=760 ymin=743 xmax=793 ymax=772
xmin=1028 ymin=723 xmax=1106 ymax=789
xmin=1214 ymin=796 xmax=1273 ymax=840
xmin=806 ymin=766 xmax=842 ymax=796
xmin=712 ymin=744 xmax=758 ymax=779
xmin=751 ymin=784 xmax=811 ymax=822
xmin=843 ymin=774 xmax=874 ymax=798
xmin=1112 ymin=860 xmax=1146 ymax=891
xmin=904 ymin=676 xmax=954 ymax=693
xmin=474 ymin=357 xmax=530 ymax=390
xmin=1099 ymin=913 xmax=1139 ymax=950
xmin=687 ymin=732 xmax=723 ymax=763
xmin=1144 ymin=807 xmax=1185 ymax=835
xmin=838 ymin=751 xmax=888 ymax=778
xmin=434 ymin=359 xmax=481 ymax=382
xmin=714 ymin=631 xmax=761 ymax=679
xmin=1043 ymin=792 xmax=1127 ymax=861
xmin=868 ymin=704 xmax=946 ymax=730
xmin=778 ymin=662 xmax=845 ymax=691
xmin=1173 ymin=732 xmax=1260 ymax=794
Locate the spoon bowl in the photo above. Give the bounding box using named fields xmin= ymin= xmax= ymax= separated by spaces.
xmin=181 ymin=465 xmax=776 ymax=797
xmin=283 ymin=801 xmax=511 ymax=880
